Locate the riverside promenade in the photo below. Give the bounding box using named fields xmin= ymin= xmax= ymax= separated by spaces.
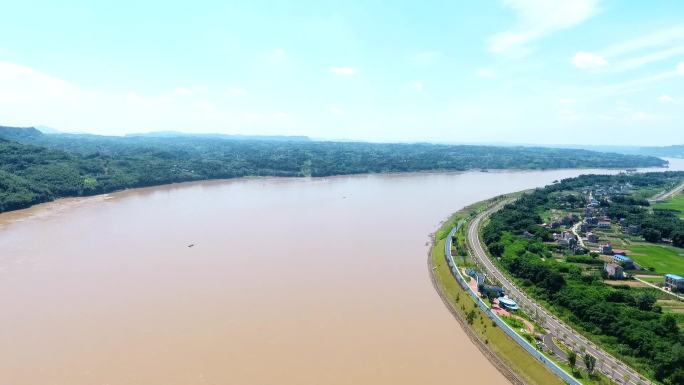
xmin=443 ymin=220 xmax=580 ymax=385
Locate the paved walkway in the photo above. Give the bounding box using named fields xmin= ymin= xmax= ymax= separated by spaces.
xmin=633 ymin=276 xmax=684 ymax=301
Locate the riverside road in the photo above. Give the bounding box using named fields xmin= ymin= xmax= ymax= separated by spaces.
xmin=467 ymin=203 xmax=651 ymax=385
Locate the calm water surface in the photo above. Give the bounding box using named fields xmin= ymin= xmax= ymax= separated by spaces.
xmin=1 ymin=160 xmax=682 ymax=385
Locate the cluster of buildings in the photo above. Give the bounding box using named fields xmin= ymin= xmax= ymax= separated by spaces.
xmin=465 ymin=268 xmax=519 ymax=311
xmin=582 ymin=183 xmax=633 ymax=200
xmin=547 ymin=213 xmax=580 ymax=230
xmin=603 ymin=253 xmax=636 ymax=280
xmin=602 ymin=244 xmax=635 ymax=279
xmin=553 ymin=231 xmax=577 ymax=247
xmin=580 ymin=212 xmax=612 ymax=234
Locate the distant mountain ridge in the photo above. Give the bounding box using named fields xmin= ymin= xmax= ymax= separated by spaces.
xmin=0 ymin=126 xmax=43 ymax=140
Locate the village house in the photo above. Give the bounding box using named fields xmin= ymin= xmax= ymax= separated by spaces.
xmin=597 ymin=220 xmax=612 ymax=229
xmin=601 ymin=243 xmax=613 ymax=254
xmin=587 ymin=232 xmax=598 ymax=243
xmin=604 ymin=263 xmax=625 ymax=279
xmin=665 ymin=274 xmax=684 ymax=292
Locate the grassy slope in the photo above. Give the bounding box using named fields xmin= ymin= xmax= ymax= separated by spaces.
xmin=430 ymin=205 xmax=565 ymax=385
xmin=654 ymin=193 xmax=684 ymax=218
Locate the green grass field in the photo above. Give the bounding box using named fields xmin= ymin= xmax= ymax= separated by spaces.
xmin=654 ymin=193 xmax=684 ymax=218
xmin=625 ymin=243 xmax=684 ymax=276
xmin=635 ymin=275 xmax=664 ymax=284
xmin=657 ymin=300 xmax=684 ymax=328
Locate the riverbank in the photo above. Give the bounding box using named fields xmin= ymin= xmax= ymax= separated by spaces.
xmin=0 ymin=156 xmax=674 ymax=215
xmin=428 ymin=198 xmax=566 ymax=385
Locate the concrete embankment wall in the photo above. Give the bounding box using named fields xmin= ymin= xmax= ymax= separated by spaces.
xmin=444 ymin=224 xmax=580 ymax=385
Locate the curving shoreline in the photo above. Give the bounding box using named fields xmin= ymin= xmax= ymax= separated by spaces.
xmin=427 ymin=230 xmax=525 ymax=385
xmin=427 ymin=199 xmax=567 ymax=385
xmin=0 ymin=161 xmax=671 ymax=216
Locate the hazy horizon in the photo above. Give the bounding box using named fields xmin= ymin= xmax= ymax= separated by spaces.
xmin=1 ymin=1 xmax=683 ymax=145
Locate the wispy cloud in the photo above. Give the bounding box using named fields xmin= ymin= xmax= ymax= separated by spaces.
xmin=489 ymin=0 xmax=600 ymax=56
xmin=612 ymin=45 xmax=684 ymax=71
xmin=658 ymin=95 xmax=674 ymax=103
xmin=573 ymin=25 xmax=684 ymax=72
xmin=329 ymin=67 xmax=358 ymax=76
xmin=0 ymin=61 xmax=79 ymax=102
xmin=563 ymin=67 xmax=682 ymax=101
xmin=571 ymin=52 xmax=608 ymax=69
xmin=602 ymin=25 xmax=684 ymax=57
xmin=0 ymin=60 xmax=290 ymax=134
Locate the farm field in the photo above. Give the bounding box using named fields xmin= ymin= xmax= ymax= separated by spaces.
xmin=634 ymin=275 xmax=664 ymax=284
xmin=654 ymin=192 xmax=684 ymax=218
xmin=624 ymin=243 xmax=684 ymax=276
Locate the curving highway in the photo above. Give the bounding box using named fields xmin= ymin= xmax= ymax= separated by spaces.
xmin=649 ymin=180 xmax=684 ymax=203
xmin=467 ymin=204 xmax=651 ymax=385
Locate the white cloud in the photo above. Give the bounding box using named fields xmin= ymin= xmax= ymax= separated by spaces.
xmin=573 ymin=25 xmax=684 ymax=72
xmin=330 ymin=67 xmax=358 ymax=76
xmin=0 ymin=61 xmax=79 ymax=102
xmin=658 ymin=95 xmax=674 ymax=103
xmin=571 ymin=52 xmax=608 ymax=69
xmin=411 ymin=81 xmax=424 ymax=92
xmin=489 ymin=0 xmax=600 ymax=55
xmin=611 ymin=45 xmax=684 ymax=72
xmin=0 ymin=60 xmax=296 ymax=135
xmin=678 ymin=62 xmax=684 ymax=74
xmin=602 ymin=25 xmax=684 ymax=57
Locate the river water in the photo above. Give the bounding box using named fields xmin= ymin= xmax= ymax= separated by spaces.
xmin=1 ymin=160 xmax=682 ymax=385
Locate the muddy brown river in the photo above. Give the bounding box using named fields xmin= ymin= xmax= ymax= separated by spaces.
xmin=1 ymin=161 xmax=681 ymax=385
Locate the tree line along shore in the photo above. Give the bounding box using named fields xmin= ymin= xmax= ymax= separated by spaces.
xmin=0 ymin=125 xmax=667 ymax=213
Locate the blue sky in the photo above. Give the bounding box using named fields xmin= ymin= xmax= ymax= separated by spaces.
xmin=1 ymin=0 xmax=683 ymax=145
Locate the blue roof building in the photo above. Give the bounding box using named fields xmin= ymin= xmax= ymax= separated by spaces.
xmin=665 ymin=274 xmax=684 ymax=292
xmin=612 ymin=254 xmax=634 ymax=269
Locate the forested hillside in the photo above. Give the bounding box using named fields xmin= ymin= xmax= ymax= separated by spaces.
xmin=0 ymin=126 xmax=669 ymax=213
